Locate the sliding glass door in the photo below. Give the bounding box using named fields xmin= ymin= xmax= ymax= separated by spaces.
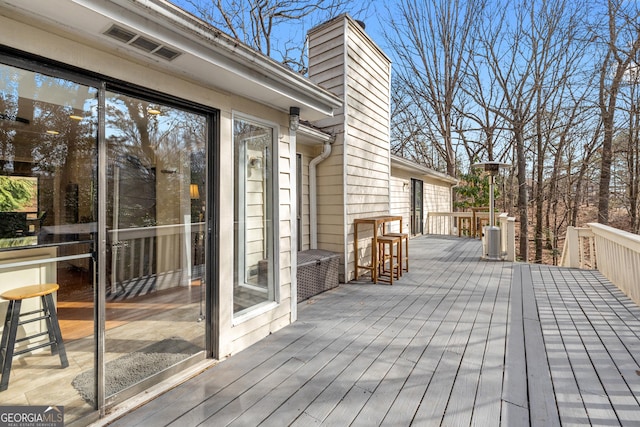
xmin=103 ymin=90 xmax=208 ymax=404
xmin=411 ymin=178 xmax=424 ymax=236
xmin=0 ymin=63 xmax=98 ymax=421
xmin=1 ymin=57 xmax=214 ymax=421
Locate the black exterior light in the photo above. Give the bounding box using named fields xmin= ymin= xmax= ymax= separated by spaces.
xmin=289 ymin=107 xmax=300 ymax=131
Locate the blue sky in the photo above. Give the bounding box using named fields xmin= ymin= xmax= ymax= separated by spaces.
xmin=168 ymin=0 xmax=390 ymax=62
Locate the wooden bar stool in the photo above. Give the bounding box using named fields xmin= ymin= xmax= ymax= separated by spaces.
xmin=0 ymin=283 xmax=68 ymax=392
xmin=377 ymin=235 xmax=401 ymax=284
xmin=383 ymin=233 xmax=409 ymax=275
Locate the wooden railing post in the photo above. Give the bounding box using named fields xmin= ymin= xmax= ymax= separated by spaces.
xmin=560 ymin=226 xmax=579 ymax=268
xmin=497 ymin=214 xmax=516 ymax=261
xmin=506 ymin=216 xmax=516 ymax=261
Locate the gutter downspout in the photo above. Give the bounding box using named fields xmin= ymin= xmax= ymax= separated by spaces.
xmin=310 ymin=137 xmax=334 ymax=249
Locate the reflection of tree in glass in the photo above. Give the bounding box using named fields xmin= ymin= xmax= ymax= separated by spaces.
xmin=0 ymin=86 xmax=19 ymax=174
xmin=106 ymin=94 xmax=207 ymax=227
xmin=0 ymin=176 xmax=35 ymax=211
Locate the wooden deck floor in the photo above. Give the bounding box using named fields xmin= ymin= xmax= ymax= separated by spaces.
xmin=102 ymin=236 xmax=640 ymax=426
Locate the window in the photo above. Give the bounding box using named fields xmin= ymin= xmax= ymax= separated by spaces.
xmin=233 ymin=117 xmax=276 ymax=315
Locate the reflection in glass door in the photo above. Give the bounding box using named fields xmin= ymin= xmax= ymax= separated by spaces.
xmin=0 ymin=63 xmax=98 ymax=423
xmin=104 ymin=91 xmax=207 ymax=404
xmin=411 ymin=178 xmax=423 ymax=236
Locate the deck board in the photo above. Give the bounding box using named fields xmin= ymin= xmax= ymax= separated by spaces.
xmin=103 ymin=236 xmax=640 ymax=427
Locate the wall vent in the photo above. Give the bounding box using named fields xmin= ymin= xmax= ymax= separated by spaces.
xmin=103 ymin=25 xmax=182 ymax=61
xmin=130 ymin=36 xmax=160 ymax=53
xmin=104 ymin=25 xmax=136 ymax=43
xmin=154 ymin=46 xmax=181 ymax=61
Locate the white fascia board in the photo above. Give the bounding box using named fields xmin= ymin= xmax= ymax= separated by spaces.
xmin=297 ymin=124 xmax=334 ymax=146
xmin=93 ymin=0 xmax=342 ymax=118
xmin=390 ymin=154 xmax=458 ymax=185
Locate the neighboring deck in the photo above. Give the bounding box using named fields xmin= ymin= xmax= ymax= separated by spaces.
xmin=104 ymin=236 xmax=640 ymax=426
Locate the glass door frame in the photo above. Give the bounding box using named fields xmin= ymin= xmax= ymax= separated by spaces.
xmin=99 ymin=81 xmax=219 ymax=410
xmin=411 ymin=178 xmax=424 ymax=236
xmin=1 ymin=50 xmax=219 ymax=415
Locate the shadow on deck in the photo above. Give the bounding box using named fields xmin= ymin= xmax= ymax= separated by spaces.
xmin=102 ymin=235 xmax=640 ymax=426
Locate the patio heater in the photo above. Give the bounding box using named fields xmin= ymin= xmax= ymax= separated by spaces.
xmin=472 ymin=161 xmax=510 ymax=260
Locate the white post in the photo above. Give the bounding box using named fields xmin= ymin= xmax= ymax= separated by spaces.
xmin=560 ymin=226 xmax=580 ymax=268
xmin=506 ymin=217 xmax=516 ymax=261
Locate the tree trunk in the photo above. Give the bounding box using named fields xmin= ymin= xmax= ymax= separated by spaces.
xmin=598 ymin=114 xmax=614 ymax=224
xmin=515 ymin=126 xmax=528 ymax=261
xmin=534 ymin=113 xmax=544 ymax=263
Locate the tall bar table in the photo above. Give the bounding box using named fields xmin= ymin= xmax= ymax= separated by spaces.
xmin=354 ymin=215 xmax=402 ymax=283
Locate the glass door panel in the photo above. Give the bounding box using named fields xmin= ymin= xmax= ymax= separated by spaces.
xmin=411 ymin=179 xmax=423 ymax=236
xmin=0 ymin=64 xmax=98 ymax=422
xmin=104 ymin=91 xmax=206 ymax=403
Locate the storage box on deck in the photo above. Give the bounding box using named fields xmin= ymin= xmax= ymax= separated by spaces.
xmin=296 ymin=250 xmax=340 ymax=302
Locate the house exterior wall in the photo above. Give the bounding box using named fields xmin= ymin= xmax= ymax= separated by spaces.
xmin=0 ymin=13 xmax=294 ymax=359
xmin=424 ymin=177 xmax=453 ymax=235
xmin=390 ymin=168 xmax=454 ymax=235
xmin=424 ymin=176 xmax=453 ymax=213
xmin=390 ymin=175 xmax=411 ymax=234
xmin=308 ymin=16 xmax=392 ymax=282
xmin=296 ymin=144 xmax=318 ymax=251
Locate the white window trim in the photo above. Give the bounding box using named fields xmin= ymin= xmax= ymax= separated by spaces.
xmin=231 ymin=111 xmax=281 ymax=324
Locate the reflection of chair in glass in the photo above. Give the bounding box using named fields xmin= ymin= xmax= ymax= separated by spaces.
xmin=0 ymin=283 xmax=68 ymax=391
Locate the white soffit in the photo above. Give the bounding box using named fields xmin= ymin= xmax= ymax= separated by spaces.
xmin=297 ymin=123 xmax=333 ymax=146
xmin=391 ymin=155 xmax=458 ymax=185
xmin=0 ymin=0 xmax=341 ymax=121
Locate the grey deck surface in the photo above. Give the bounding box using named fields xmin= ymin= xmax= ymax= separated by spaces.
xmin=106 ymin=236 xmax=640 ymax=426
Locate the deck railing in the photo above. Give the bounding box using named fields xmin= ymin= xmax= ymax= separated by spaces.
xmin=426 ymin=211 xmax=490 ymax=237
xmin=559 ymin=226 xmax=596 ymax=269
xmin=561 ymin=223 xmax=640 ymax=305
xmin=426 ymin=211 xmax=516 ymax=261
xmin=108 ymin=221 xmax=205 ymax=292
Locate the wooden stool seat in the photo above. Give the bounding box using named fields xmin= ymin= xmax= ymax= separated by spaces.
xmin=0 ymin=283 xmax=68 ymax=392
xmin=383 ymin=233 xmax=409 ymax=274
xmin=377 ymin=235 xmax=401 ymax=285
xmin=0 ymin=283 xmax=59 ymax=301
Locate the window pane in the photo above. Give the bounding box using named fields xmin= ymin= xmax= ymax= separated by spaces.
xmin=233 ymin=118 xmax=274 ymax=315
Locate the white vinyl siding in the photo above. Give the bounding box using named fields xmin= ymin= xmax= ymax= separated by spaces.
xmin=309 ymin=16 xmax=392 ymax=281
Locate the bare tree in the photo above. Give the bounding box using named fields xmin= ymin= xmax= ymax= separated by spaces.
xmin=384 ymin=0 xmax=483 ymax=177
xmin=469 ymin=0 xmax=589 ymax=261
xmin=472 ymin=1 xmax=540 ymax=261
xmin=594 ymin=0 xmax=640 ymax=224
xmin=181 ymin=0 xmax=362 ymax=73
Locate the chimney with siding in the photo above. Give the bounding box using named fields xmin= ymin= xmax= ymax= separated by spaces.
xmin=307 ymin=14 xmax=392 ymax=282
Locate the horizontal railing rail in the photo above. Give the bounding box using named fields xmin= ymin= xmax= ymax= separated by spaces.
xmin=426 ymin=211 xmax=515 ymax=261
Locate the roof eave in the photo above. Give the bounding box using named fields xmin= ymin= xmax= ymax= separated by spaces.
xmin=390 ymin=154 xmax=458 ymax=185
xmin=1 ymin=0 xmax=342 ymax=121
